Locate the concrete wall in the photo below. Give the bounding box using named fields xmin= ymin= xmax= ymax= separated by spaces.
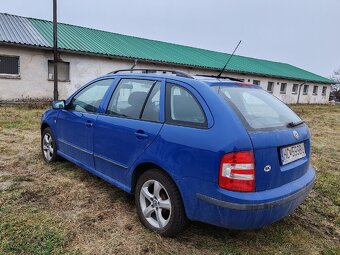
xmin=0 ymin=45 xmax=331 ymax=103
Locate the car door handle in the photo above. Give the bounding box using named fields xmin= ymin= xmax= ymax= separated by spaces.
xmin=135 ymin=130 xmax=148 ymax=139
xmin=85 ymin=120 xmax=94 ymax=128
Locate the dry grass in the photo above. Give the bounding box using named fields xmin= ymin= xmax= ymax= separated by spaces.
xmin=0 ymin=104 xmax=339 ymax=255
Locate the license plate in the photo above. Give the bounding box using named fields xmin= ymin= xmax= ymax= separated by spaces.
xmin=281 ymin=142 xmax=306 ymax=165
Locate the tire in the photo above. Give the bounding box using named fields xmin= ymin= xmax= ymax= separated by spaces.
xmin=41 ymin=127 xmax=59 ymax=163
xmin=135 ymin=169 xmax=188 ymax=237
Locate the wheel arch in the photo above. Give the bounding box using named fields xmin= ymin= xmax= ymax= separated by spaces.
xmin=41 ymin=122 xmax=50 ymax=133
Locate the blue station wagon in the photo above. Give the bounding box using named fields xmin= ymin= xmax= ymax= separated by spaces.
xmin=41 ymin=69 xmax=315 ymax=236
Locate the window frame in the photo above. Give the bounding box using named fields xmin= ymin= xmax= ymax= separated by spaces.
xmin=67 ymin=78 xmax=114 ymax=114
xmin=280 ymin=83 xmax=287 ymax=94
xmin=292 ymin=84 xmax=299 ymax=94
xmin=48 ymin=60 xmax=70 ymax=82
xmin=267 ymin=81 xmax=274 ymax=93
xmin=313 ymin=85 xmax=318 ymax=95
xmin=0 ymin=54 xmax=20 ymax=78
xmin=322 ymin=86 xmax=327 ymax=96
xmin=105 ymin=78 xmax=163 ymax=123
xmin=303 ymin=85 xmax=309 ymax=95
xmin=253 ymin=80 xmax=261 ymax=86
xmin=165 ymin=82 xmax=208 ymax=129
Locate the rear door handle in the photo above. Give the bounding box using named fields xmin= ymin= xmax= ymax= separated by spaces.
xmin=135 ymin=130 xmax=148 ymax=139
xmin=85 ymin=120 xmax=94 ymax=128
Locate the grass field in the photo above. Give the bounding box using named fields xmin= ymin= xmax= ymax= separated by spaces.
xmin=0 ymin=104 xmax=339 ymax=255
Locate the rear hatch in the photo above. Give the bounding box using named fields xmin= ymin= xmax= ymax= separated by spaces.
xmin=215 ymin=84 xmax=311 ymax=191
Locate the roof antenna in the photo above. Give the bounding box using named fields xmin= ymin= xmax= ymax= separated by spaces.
xmin=130 ymin=59 xmax=138 ymax=71
xmin=217 ymin=40 xmax=242 ymax=78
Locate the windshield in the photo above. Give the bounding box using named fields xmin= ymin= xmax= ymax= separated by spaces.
xmin=215 ymin=86 xmax=302 ymax=130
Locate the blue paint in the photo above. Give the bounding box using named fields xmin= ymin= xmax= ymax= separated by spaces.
xmin=41 ymin=73 xmax=315 ymax=230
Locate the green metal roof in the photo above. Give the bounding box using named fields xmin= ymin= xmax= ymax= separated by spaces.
xmin=0 ymin=13 xmax=333 ymax=84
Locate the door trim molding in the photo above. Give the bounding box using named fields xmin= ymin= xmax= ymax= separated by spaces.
xmin=94 ymin=153 xmax=128 ymax=169
xmin=58 ymin=139 xmax=92 ymax=155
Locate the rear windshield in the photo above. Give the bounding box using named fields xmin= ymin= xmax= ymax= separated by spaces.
xmin=215 ymin=86 xmax=301 ymax=130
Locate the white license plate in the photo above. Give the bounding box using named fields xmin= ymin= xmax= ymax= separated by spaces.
xmin=281 ymin=142 xmax=306 ymax=165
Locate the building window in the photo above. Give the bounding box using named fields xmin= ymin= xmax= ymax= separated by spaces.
xmin=303 ymin=85 xmax=309 ymax=95
xmin=48 ymin=61 xmax=70 ymax=81
xmin=292 ymin=84 xmax=299 ymax=94
xmin=267 ymin=82 xmax=274 ymax=93
xmin=253 ymin=80 xmax=260 ymax=85
xmin=322 ymin=86 xmax=327 ymax=95
xmin=280 ymin=83 xmax=287 ymax=94
xmin=0 ymin=55 xmax=20 ymax=75
xmin=313 ymin=86 xmax=318 ymax=95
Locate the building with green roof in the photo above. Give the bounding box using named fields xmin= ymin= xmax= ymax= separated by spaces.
xmin=0 ymin=13 xmax=334 ymax=103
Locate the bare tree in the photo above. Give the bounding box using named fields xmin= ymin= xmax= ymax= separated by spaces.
xmin=330 ymin=68 xmax=340 ymax=91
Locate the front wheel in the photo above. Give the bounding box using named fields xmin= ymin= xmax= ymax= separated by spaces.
xmin=135 ymin=169 xmax=188 ymax=237
xmin=41 ymin=127 xmax=59 ymax=163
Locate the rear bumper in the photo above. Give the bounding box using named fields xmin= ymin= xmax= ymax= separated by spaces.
xmin=189 ymin=166 xmax=315 ymax=229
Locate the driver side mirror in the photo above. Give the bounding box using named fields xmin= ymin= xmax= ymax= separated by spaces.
xmin=52 ymin=100 xmax=66 ymax=109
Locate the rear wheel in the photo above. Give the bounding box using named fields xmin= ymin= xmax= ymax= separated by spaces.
xmin=135 ymin=169 xmax=188 ymax=237
xmin=41 ymin=127 xmax=59 ymax=163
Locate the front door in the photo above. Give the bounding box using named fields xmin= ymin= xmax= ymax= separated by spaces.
xmin=57 ymin=78 xmax=114 ymax=169
xmin=94 ymin=78 xmax=164 ymax=184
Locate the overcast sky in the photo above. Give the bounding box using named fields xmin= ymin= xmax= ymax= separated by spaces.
xmin=1 ymin=0 xmax=339 ymax=77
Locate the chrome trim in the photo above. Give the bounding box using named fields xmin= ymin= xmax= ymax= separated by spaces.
xmin=196 ymin=178 xmax=314 ymax=211
xmin=94 ymin=154 xmax=128 ymax=169
xmin=58 ymin=139 xmax=92 ymax=155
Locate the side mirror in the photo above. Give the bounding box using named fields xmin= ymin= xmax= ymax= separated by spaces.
xmin=52 ymin=100 xmax=66 ymax=109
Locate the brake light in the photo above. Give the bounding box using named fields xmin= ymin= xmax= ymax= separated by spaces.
xmin=219 ymin=151 xmax=255 ymax=192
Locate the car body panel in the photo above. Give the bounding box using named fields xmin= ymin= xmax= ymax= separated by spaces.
xmin=41 ymin=72 xmax=315 ymax=230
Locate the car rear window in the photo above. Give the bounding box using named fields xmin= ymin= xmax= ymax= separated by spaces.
xmin=215 ymin=86 xmax=302 ymax=130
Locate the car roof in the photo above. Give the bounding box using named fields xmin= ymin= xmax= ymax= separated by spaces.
xmin=98 ymin=71 xmax=260 ymax=89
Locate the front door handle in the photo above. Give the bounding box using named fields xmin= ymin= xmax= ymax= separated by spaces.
xmin=135 ymin=130 xmax=148 ymax=139
xmin=85 ymin=120 xmax=94 ymax=128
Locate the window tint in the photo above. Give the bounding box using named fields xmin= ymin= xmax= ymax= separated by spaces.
xmin=141 ymin=82 xmax=161 ymax=122
xmin=69 ymin=79 xmax=113 ymax=113
xmin=167 ymin=84 xmax=206 ymax=127
xmin=217 ymin=87 xmax=301 ymax=130
xmin=107 ymin=79 xmax=159 ymax=119
xmin=0 ymin=55 xmax=19 ymax=75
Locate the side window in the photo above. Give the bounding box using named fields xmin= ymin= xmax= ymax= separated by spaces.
xmin=69 ymin=79 xmax=113 ymax=113
xmin=141 ymin=82 xmax=161 ymax=122
xmin=166 ymin=83 xmax=207 ymax=128
xmin=0 ymin=55 xmax=19 ymax=75
xmin=107 ymin=79 xmax=160 ymax=120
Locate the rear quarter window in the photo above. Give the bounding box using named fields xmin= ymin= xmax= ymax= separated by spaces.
xmin=166 ymin=83 xmax=207 ymax=128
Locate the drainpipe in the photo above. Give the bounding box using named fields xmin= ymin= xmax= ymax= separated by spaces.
xmin=296 ymin=81 xmax=307 ymax=104
xmin=53 ymin=0 xmax=59 ymax=100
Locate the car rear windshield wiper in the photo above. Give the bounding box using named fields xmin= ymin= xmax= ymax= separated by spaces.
xmin=287 ymin=120 xmax=304 ymax=128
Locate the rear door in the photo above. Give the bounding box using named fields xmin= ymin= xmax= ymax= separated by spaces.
xmin=216 ymin=86 xmax=311 ymax=191
xmin=93 ymin=77 xmax=164 ymax=183
xmin=57 ymin=78 xmax=114 ymax=168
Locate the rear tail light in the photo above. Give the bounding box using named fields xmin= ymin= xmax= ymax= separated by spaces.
xmin=219 ymin=151 xmax=255 ymax=192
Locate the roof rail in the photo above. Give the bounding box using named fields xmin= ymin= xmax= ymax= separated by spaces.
xmin=109 ymin=69 xmax=193 ymax=79
xmin=195 ymin=74 xmax=244 ymax=82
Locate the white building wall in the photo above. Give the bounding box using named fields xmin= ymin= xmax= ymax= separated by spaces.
xmin=0 ymin=45 xmax=331 ymax=103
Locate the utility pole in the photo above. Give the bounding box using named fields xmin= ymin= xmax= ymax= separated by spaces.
xmin=53 ymin=0 xmax=58 ymax=100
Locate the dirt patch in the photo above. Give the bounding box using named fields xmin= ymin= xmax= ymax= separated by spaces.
xmin=0 ymin=180 xmax=14 ymax=190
